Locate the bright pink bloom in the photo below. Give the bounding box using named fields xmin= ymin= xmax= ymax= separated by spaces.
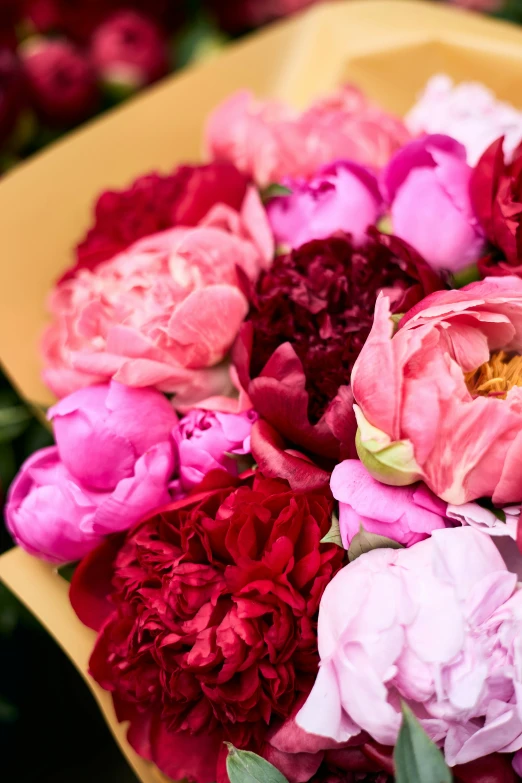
xmin=206 ymin=86 xmax=410 ymax=186
xmin=90 ymin=10 xmax=169 ymax=89
xmin=297 ymin=527 xmax=522 ymax=767
xmin=173 ymin=408 xmax=257 ymax=493
xmin=267 ymin=161 xmax=382 ymax=249
xmin=383 ymin=135 xmax=484 ymax=273
xmin=42 ymin=187 xmax=272 ymax=402
xmin=331 ymin=460 xmax=448 ymax=548
xmin=6 ymin=382 xmax=177 ymax=562
xmin=352 ymin=278 xmax=522 ymax=505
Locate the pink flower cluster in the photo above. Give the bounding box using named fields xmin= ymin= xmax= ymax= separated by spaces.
xmin=11 ymin=76 xmax=522 ymax=783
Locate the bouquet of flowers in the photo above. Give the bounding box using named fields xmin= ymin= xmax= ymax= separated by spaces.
xmin=6 ymin=64 xmax=522 ymax=783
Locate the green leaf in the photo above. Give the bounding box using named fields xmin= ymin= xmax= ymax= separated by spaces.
xmin=261 ymin=183 xmax=293 ymax=203
xmin=394 ymin=703 xmax=453 ymax=783
xmin=348 ymin=524 xmax=404 ymax=562
xmin=0 ymin=404 xmax=32 ymax=443
xmin=320 ymin=512 xmax=344 ymax=548
xmin=57 ymin=562 xmax=78 ymax=583
xmin=476 ymin=497 xmax=506 ymax=523
xmin=226 ymin=744 xmax=289 ymax=783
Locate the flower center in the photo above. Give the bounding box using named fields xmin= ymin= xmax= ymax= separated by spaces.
xmin=465 ymin=350 xmax=522 ymax=399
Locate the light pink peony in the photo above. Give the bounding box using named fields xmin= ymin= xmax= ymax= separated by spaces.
xmin=406 ymin=74 xmax=522 ymax=166
xmin=352 ymin=278 xmax=522 ymax=505
xmin=297 ymin=527 xmax=522 ymax=767
xmin=330 ymin=459 xmax=448 ymax=548
xmin=267 ymin=161 xmax=382 ymax=249
xmin=42 ymin=187 xmax=273 ymax=402
xmin=206 ymin=85 xmax=410 ymax=186
xmin=383 ymin=135 xmax=484 ymax=274
xmin=6 ymin=382 xmax=177 ymax=562
xmin=173 ymin=408 xmax=258 ymax=494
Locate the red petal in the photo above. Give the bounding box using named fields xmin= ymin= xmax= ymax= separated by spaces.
xmin=454 ymin=754 xmax=518 ymax=783
xmin=150 ymin=716 xmax=222 ymax=783
xmin=251 ymin=420 xmax=330 ymax=491
xmin=69 ymin=534 xmax=124 ymax=631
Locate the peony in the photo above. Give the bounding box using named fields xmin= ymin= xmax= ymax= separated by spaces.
xmin=70 ymin=471 xmax=344 ymax=783
xmin=6 ymin=381 xmax=177 ymax=562
xmin=297 ymin=527 xmax=522 ymax=767
xmin=0 ymin=48 xmax=26 ymax=146
xmin=234 ymin=231 xmax=442 ymax=488
xmin=470 ymin=138 xmax=522 ymax=277
xmin=330 ymin=460 xmax=448 ymax=548
xmin=71 ymin=161 xmax=250 ymax=279
xmin=206 ymin=86 xmax=410 ymax=187
xmin=90 ymin=10 xmax=169 ymax=90
xmin=42 ymin=186 xmax=273 ymax=401
xmin=173 ymin=408 xmax=258 ymax=493
xmin=207 ymin=0 xmax=319 ymax=32
xmin=406 ymin=74 xmax=522 ymax=166
xmin=20 ymin=37 xmax=98 ymax=126
xmin=267 ymin=161 xmax=382 ymax=249
xmin=353 ymin=278 xmax=522 ymax=505
xmin=383 ymin=135 xmax=484 ymax=274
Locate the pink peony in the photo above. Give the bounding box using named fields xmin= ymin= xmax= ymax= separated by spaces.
xmin=206 ymin=86 xmax=410 ymax=187
xmin=90 ymin=10 xmax=169 ymax=90
xmin=173 ymin=408 xmax=258 ymax=493
xmin=406 ymin=74 xmax=522 ymax=166
xmin=330 ymin=460 xmax=448 ymax=548
xmin=42 ymin=187 xmax=273 ymax=402
xmin=6 ymin=381 xmax=177 ymax=562
xmin=352 ymin=278 xmax=522 ymax=505
xmin=267 ymin=161 xmax=382 ymax=249
xmin=383 ymin=135 xmax=484 ymax=274
xmin=297 ymin=527 xmax=522 ymax=767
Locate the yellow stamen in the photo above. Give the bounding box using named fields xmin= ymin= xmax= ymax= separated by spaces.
xmin=465 ymin=351 xmax=522 ymax=399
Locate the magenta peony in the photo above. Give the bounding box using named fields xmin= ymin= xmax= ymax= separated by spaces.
xmin=330 ymin=460 xmax=448 ymax=548
xmin=297 ymin=527 xmax=522 ymax=767
xmin=267 ymin=161 xmax=382 ymax=249
xmin=383 ymin=135 xmax=484 ymax=274
xmin=6 ymin=382 xmax=177 ymax=562
xmin=42 ymin=187 xmax=272 ymax=402
xmin=353 ymin=278 xmax=522 ymax=505
xmin=206 ymin=86 xmax=410 ymax=186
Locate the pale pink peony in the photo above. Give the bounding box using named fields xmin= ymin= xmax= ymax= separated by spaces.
xmin=406 ymin=74 xmax=522 ymax=166
xmin=352 ymin=278 xmax=522 ymax=505
xmin=297 ymin=527 xmax=522 ymax=767
xmin=42 ymin=187 xmax=273 ymax=403
xmin=206 ymin=86 xmax=410 ymax=186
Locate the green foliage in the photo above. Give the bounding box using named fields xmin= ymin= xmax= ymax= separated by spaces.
xmin=394 ymin=703 xmax=453 ymax=783
xmin=226 ymin=744 xmax=290 ymax=783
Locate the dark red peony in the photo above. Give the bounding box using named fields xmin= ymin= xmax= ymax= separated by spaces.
xmin=470 ymin=137 xmax=522 ymax=277
xmin=67 ymin=160 xmax=250 ymax=280
xmin=70 ymin=470 xmax=344 ymax=783
xmin=0 ymin=48 xmax=26 ymax=146
xmin=233 ymin=230 xmax=443 ymax=489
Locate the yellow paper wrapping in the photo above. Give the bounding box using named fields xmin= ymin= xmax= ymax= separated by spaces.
xmin=2 ymin=2 xmax=522 ymax=780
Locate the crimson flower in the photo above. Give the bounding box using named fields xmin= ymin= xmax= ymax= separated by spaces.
xmin=70 ymin=470 xmax=344 ymax=783
xmin=233 ymin=230 xmax=442 ymax=489
xmin=67 ymin=161 xmax=249 ymax=280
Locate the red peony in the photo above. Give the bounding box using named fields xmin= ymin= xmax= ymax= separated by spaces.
xmin=70 ymin=470 xmax=344 ymax=783
xmin=68 ymin=161 xmax=250 ymax=280
xmin=0 ymin=48 xmax=26 ymax=146
xmin=470 ymin=137 xmax=522 ymax=277
xmin=233 ymin=230 xmax=443 ymax=489
xmin=207 ymin=0 xmax=319 ymax=33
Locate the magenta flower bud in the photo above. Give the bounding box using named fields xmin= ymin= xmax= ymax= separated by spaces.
xmin=21 ymin=37 xmax=98 ymax=126
xmin=90 ymin=11 xmax=169 ymax=91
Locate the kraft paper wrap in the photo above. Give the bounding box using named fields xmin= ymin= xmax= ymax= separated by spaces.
xmin=2 ymin=2 xmax=522 ymax=780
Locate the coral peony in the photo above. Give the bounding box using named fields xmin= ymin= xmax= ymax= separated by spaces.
xmin=383 ymin=135 xmax=484 ymax=274
xmin=330 ymin=460 xmax=448 ymax=548
xmin=297 ymin=527 xmax=522 ymax=767
xmin=406 ymin=74 xmax=522 ymax=166
xmin=353 ymin=278 xmax=522 ymax=505
xmin=6 ymin=381 xmax=177 ymax=562
xmin=206 ymin=86 xmax=410 ymax=186
xmin=234 ymin=230 xmax=442 ymax=488
xmin=20 ymin=37 xmax=98 ymax=126
xmin=173 ymin=408 xmax=258 ymax=493
xmin=72 ymin=161 xmax=250 ymax=279
xmin=470 ymin=138 xmax=522 ymax=277
xmin=70 ymin=472 xmax=344 ymax=783
xmin=267 ymin=161 xmax=382 ymax=249
xmin=90 ymin=10 xmax=169 ymax=89
xmin=42 ymin=186 xmax=273 ymax=402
